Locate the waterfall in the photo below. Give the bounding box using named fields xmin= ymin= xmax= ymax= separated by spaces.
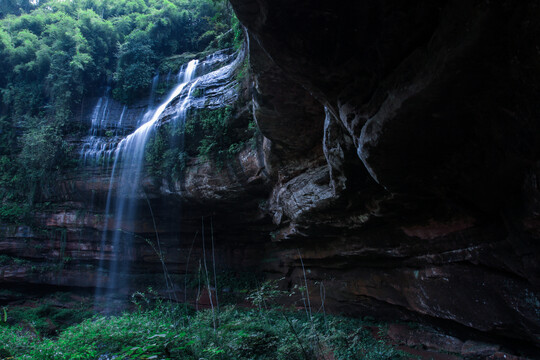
xmin=95 ymin=59 xmax=200 ymax=310
xmin=117 ymin=105 xmax=127 ymax=133
xmin=80 ymin=90 xmax=116 ymax=167
xmin=89 ymin=47 xmax=245 ymax=311
xmin=148 ymin=73 xmax=160 ymax=108
xmin=80 ymin=93 xmax=135 ymax=167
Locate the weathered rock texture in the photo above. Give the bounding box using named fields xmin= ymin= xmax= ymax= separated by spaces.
xmin=1 ymin=0 xmax=540 ymax=357
xmin=0 ymin=48 xmax=272 ymax=304
xmin=227 ymin=0 xmax=540 ymax=354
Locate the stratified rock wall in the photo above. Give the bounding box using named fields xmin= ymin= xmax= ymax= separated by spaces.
xmin=1 ymin=1 xmax=539 ymax=354
xmin=0 ymin=48 xmax=272 ymax=304
xmin=229 ymin=0 xmax=540 ymax=350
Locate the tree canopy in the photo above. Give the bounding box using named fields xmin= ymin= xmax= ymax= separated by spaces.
xmin=0 ymin=0 xmax=240 ymax=221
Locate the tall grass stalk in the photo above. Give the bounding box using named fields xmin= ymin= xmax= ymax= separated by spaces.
xmin=298 ymin=249 xmax=312 ymax=321
xmin=201 ymin=216 xmax=217 ymax=331
xmin=211 ymin=216 xmax=220 ymax=315
xmin=320 ymin=281 xmax=328 ymax=331
xmin=143 ymin=190 xmax=176 ymax=302
xmin=196 ymin=259 xmax=201 ymax=311
xmin=184 ymin=230 xmax=199 ymax=304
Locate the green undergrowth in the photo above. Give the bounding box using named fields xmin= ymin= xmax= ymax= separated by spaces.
xmin=0 ymin=302 xmax=405 ymax=360
xmin=0 ymin=292 xmax=94 ymax=338
xmin=6 ymin=303 xmax=94 ymax=337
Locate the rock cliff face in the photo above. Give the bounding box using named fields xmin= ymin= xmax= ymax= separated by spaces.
xmin=1 ymin=0 xmax=540 ymax=356
xmin=0 ymin=49 xmax=272 ymax=303
xmin=228 ymin=0 xmax=540 ymax=352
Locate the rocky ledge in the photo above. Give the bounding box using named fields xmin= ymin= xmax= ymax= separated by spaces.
xmin=227 ymin=0 xmax=540 ymax=355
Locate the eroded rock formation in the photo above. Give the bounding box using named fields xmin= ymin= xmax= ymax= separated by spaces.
xmin=1 ymin=0 xmax=539 ymax=356
xmin=229 ymin=0 xmax=540 ymax=353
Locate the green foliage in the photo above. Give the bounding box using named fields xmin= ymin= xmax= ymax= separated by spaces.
xmin=246 ymin=278 xmax=286 ymax=311
xmin=158 ymin=52 xmax=198 ymax=75
xmin=0 ymin=0 xmax=243 ymax=223
xmin=236 ymin=55 xmax=250 ymax=83
xmin=0 ymin=0 xmax=238 ymax=108
xmin=0 ymin=303 xmax=405 ymax=360
xmin=183 ymin=268 xmax=264 ymax=305
xmin=0 ymin=292 xmax=94 ymax=340
xmin=0 ymin=202 xmax=28 ymax=222
xmin=0 ymin=254 xmax=13 ymax=265
xmin=0 ymin=0 xmax=38 ymax=18
xmin=18 ymin=119 xmax=70 ymax=180
xmin=114 ymin=29 xmax=157 ymax=102
xmin=145 ymin=105 xmax=254 ymax=180
xmin=145 ymin=123 xmax=188 ymax=182
xmin=6 ymin=303 xmax=93 ymax=337
xmin=188 ymin=107 xmax=251 ymax=165
xmin=196 ymin=107 xmax=232 ymax=160
xmin=231 ymin=12 xmax=244 ymax=50
xmin=0 ymin=116 xmax=73 ymax=215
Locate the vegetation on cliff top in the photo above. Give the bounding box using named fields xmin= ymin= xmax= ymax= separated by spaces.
xmin=0 ymin=0 xmax=240 ymax=222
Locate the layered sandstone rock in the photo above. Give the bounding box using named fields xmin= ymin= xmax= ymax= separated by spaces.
xmin=228 ymin=0 xmax=540 ymax=352
xmin=1 ymin=1 xmax=539 ymax=356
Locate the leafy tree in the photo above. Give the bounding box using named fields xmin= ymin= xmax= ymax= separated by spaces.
xmin=0 ymin=0 xmax=38 ymax=18
xmin=114 ymin=29 xmax=157 ymax=102
xmin=0 ymin=0 xmax=242 ymax=222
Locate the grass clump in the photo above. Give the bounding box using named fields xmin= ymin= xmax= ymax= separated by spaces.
xmin=0 ymin=302 xmax=404 ymax=360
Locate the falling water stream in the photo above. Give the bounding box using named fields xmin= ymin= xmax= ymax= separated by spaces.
xmin=93 ymin=60 xmax=199 ymax=310
xmin=81 ymin=48 xmax=243 ymax=311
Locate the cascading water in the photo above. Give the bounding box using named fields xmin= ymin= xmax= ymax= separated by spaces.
xmin=148 ymin=73 xmax=160 ymax=108
xmin=80 ymin=90 xmax=113 ymax=166
xmin=80 ymin=66 xmax=166 ymax=167
xmin=95 ymin=60 xmax=199 ymax=310
xmin=89 ymin=47 xmax=245 ymax=311
xmin=80 ymin=94 xmax=129 ymax=166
